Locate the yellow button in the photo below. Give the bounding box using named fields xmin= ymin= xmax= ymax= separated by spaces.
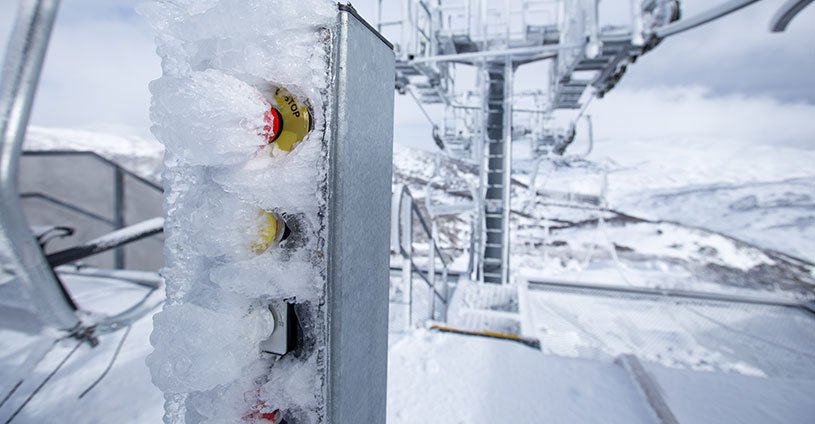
xmin=269 ymin=87 xmax=311 ymax=152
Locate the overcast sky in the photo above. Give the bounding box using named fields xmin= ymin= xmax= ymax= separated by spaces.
xmin=0 ymin=0 xmax=813 ymax=151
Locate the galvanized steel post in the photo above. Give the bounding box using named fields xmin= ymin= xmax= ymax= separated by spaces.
xmin=0 ymin=0 xmax=79 ymax=330
xmin=325 ymin=5 xmax=394 ymax=423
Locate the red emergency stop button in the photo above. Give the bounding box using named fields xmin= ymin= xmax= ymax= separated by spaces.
xmin=262 ymin=105 xmax=283 ymax=144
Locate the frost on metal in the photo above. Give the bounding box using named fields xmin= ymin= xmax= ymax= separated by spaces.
xmin=138 ymin=0 xmax=336 ymax=422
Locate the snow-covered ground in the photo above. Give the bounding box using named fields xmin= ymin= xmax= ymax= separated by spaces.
xmin=594 ymin=135 xmax=815 ymax=263
xmin=388 ymin=329 xmax=815 ymax=424
xmin=0 ymin=274 xmax=164 ymax=423
xmin=23 ymin=126 xmax=163 ymax=184
xmin=389 ymin=133 xmax=815 ymax=422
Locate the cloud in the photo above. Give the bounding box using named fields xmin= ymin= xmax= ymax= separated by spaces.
xmin=1 ymin=0 xmax=812 ymax=148
xmin=0 ymin=0 xmax=159 ymax=139
xmin=589 ymin=85 xmax=815 ymax=149
xmin=616 ymin=0 xmax=815 ymax=103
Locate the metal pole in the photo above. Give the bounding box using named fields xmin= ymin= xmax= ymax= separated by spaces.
xmin=473 ymin=59 xmax=487 ymax=283
xmin=407 ymin=42 xmax=582 ymax=63
xmin=630 ymin=0 xmax=644 ymax=46
xmin=429 ymin=220 xmax=437 ymax=320
xmin=113 ymin=166 xmax=125 ymax=269
xmin=376 ymin=0 xmax=383 ymax=32
xmin=465 ymin=0 xmax=471 ymax=35
xmin=401 ymin=0 xmax=411 ymax=58
xmin=0 ymin=0 xmax=79 ymax=330
xmin=504 ymin=0 xmax=511 ymax=46
xmin=441 ymin=253 xmax=448 ymax=322
xmin=401 ymin=192 xmax=413 ymax=330
xmin=586 ymin=0 xmax=601 ymax=58
xmin=770 ymin=0 xmax=814 ymax=32
xmin=655 ymin=0 xmax=764 ymax=39
xmin=582 ymin=114 xmax=594 ymax=157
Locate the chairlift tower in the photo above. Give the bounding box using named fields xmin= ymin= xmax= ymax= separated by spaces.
xmin=379 ymin=0 xmax=802 ymax=284
xmin=378 ymin=0 xmax=687 ymax=283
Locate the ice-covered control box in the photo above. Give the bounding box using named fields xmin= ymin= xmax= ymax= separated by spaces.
xmin=144 ymin=2 xmax=394 ymax=423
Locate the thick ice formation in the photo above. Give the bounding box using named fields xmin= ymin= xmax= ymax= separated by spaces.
xmin=139 ymin=0 xmax=335 ymax=422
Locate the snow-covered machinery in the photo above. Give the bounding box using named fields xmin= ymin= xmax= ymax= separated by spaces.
xmin=137 ymin=3 xmax=395 ymax=423
xmin=1 ymin=1 xmax=395 ymax=423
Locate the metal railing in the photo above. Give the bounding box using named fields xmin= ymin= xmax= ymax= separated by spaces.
xmin=21 ymin=149 xmax=163 ymax=269
xmin=391 ymin=184 xmax=450 ymax=329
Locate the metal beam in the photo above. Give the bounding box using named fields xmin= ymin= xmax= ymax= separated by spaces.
xmin=616 ymin=354 xmax=679 ymax=424
xmin=527 ymin=278 xmax=806 ymax=309
xmin=655 ymin=0 xmax=764 ymax=38
xmin=407 ymin=43 xmax=584 ymax=64
xmin=770 ymin=0 xmax=814 ymax=32
xmin=45 ymin=217 xmax=163 ymax=268
xmin=0 ymin=0 xmax=79 ymax=330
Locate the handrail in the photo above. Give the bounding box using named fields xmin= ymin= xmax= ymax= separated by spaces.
xmin=22 ymin=150 xmax=164 ymax=269
xmin=392 ymin=184 xmax=450 ymax=329
xmin=526 ymin=278 xmax=810 ymax=310
xmin=21 ymin=191 xmax=115 ymax=225
xmin=46 ymin=217 xmax=164 ymax=268
xmin=22 ymin=150 xmax=163 ymax=192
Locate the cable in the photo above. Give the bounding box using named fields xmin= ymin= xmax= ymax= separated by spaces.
xmin=598 ymin=211 xmax=636 ymax=287
xmin=685 ymin=305 xmax=815 ymax=359
xmin=5 ymin=340 xmax=83 ymax=424
xmin=406 ymin=87 xmax=439 ymax=129
xmin=0 ymin=383 xmax=22 ymax=413
xmin=0 ymin=336 xmax=64 ymax=411
xmin=78 ymin=324 xmax=133 ymax=399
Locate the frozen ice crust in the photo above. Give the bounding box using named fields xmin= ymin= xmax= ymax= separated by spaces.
xmin=139 ymin=0 xmax=336 ymax=422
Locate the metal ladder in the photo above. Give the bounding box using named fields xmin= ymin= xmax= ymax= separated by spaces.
xmin=480 ymin=59 xmax=512 ymax=284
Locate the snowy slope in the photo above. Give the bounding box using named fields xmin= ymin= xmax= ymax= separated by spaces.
xmin=394 ymin=143 xmax=815 ymax=300
xmin=388 ymin=329 xmax=815 ymax=424
xmin=591 ymin=135 xmax=815 ymax=262
xmin=23 ymin=126 xmax=163 ymax=184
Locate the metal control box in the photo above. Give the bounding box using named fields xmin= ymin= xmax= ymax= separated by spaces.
xmin=322 ymin=5 xmax=394 ymax=423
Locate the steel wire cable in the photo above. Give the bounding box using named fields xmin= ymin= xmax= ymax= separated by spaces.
xmin=4 ymin=339 xmax=83 ymax=424
xmin=78 ymin=324 xmax=133 ymax=399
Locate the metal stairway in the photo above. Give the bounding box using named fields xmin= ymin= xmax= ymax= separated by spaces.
xmin=481 ymin=62 xmax=512 ymax=284
xmin=553 ymin=38 xmax=634 ymax=110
